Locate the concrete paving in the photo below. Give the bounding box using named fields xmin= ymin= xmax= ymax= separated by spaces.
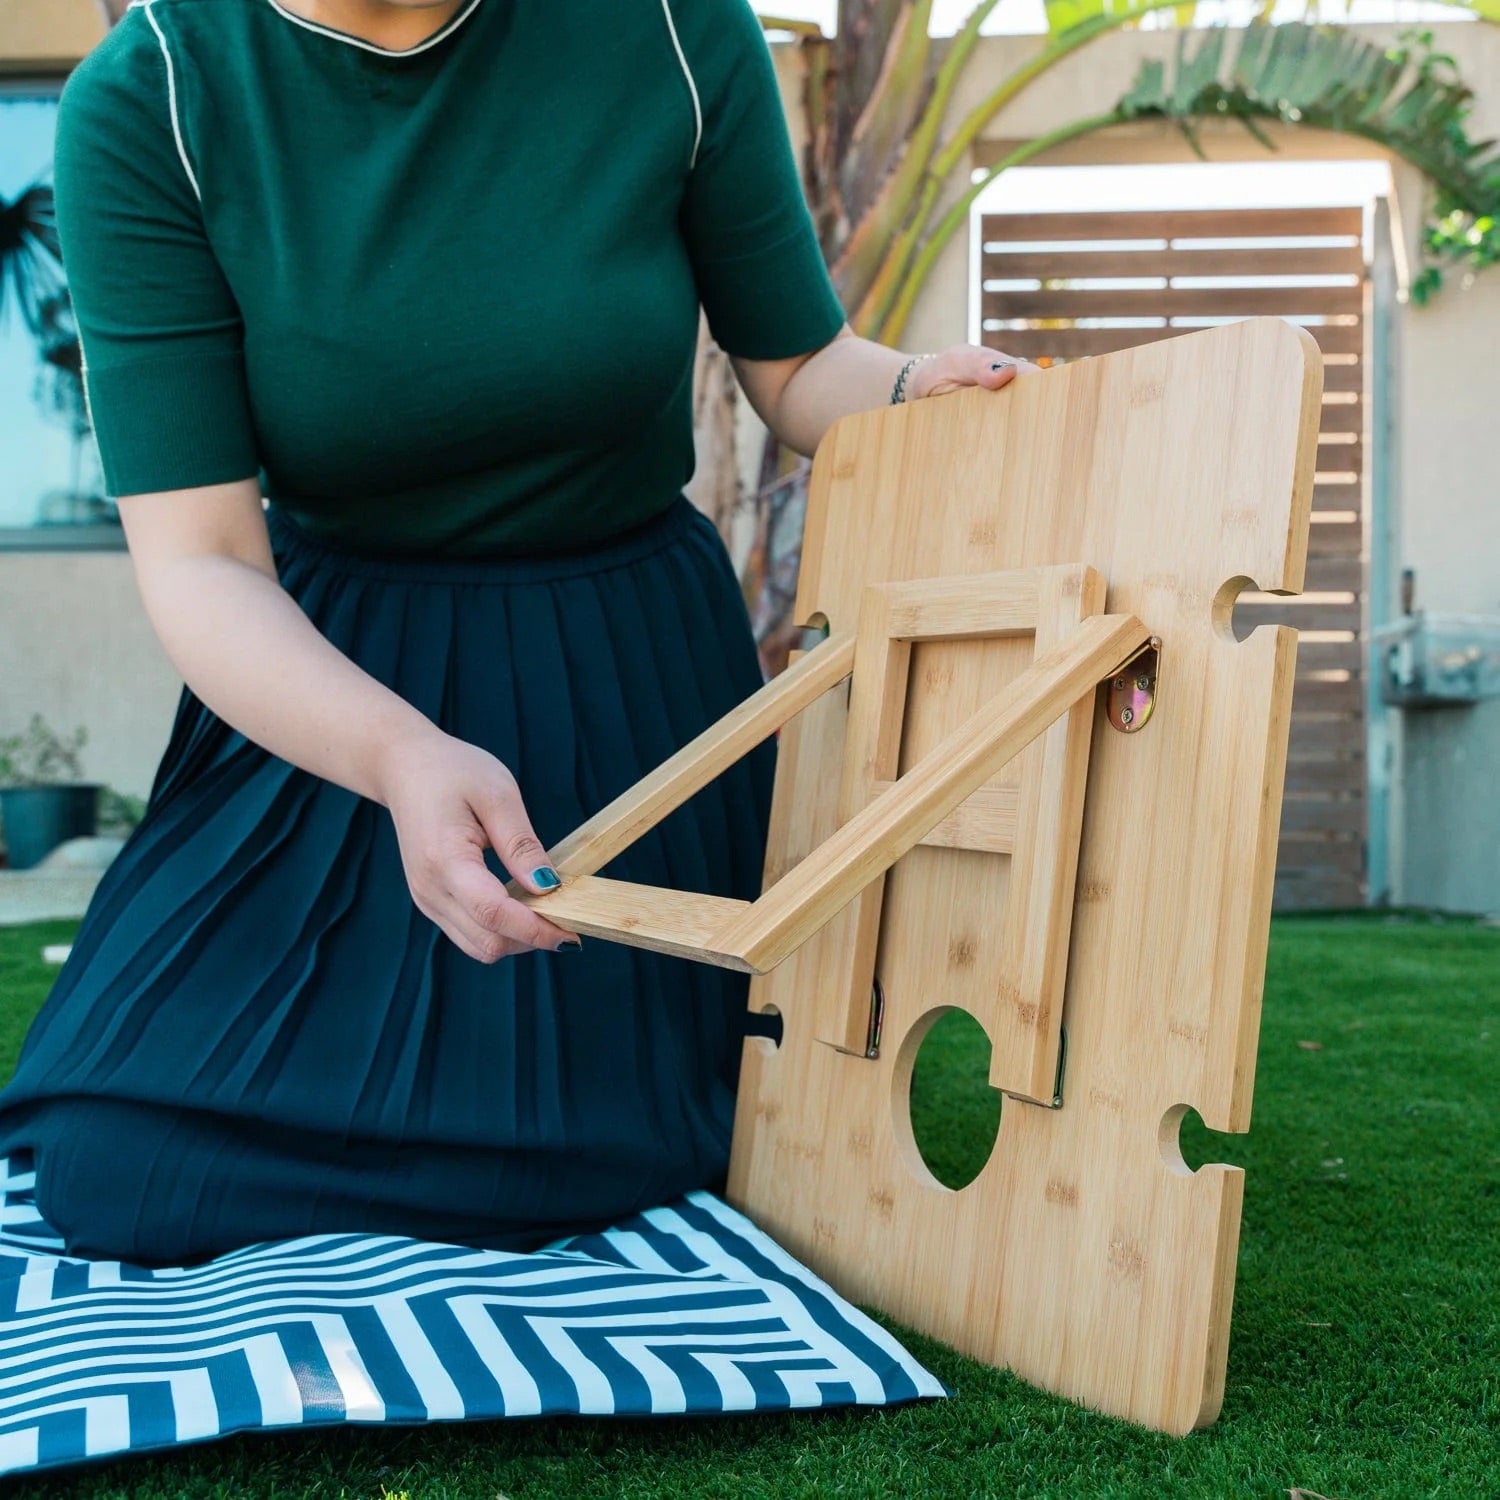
xmin=0 ymin=835 xmax=124 ymax=927
xmin=0 ymin=869 xmax=101 ymax=926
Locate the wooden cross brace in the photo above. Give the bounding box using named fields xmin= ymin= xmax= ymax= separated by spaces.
xmin=517 ymin=566 xmax=1149 ymax=1088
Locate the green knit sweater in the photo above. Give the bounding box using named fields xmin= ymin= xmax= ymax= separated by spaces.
xmin=54 ymin=0 xmax=847 ymax=554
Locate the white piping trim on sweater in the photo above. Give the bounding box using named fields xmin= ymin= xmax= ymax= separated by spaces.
xmin=77 ymin=336 xmax=99 ymax=440
xmin=128 ymin=0 xmax=202 ymax=202
xmin=658 ymin=0 xmax=702 ymax=171
xmin=261 ymin=0 xmax=485 ymax=58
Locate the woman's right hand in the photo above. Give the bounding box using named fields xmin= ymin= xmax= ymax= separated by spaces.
xmin=376 ymin=728 xmax=581 ymax=964
xmin=112 ymin=482 xmax=577 ymax=968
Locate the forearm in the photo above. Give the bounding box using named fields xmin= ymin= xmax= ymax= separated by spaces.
xmin=740 ymin=331 xmax=1028 ymax=458
xmin=126 ymin=503 xmax=575 ymax=959
xmin=766 ymin=334 xmax=910 ymax=457
xmin=139 ymin=551 xmax=436 ymax=806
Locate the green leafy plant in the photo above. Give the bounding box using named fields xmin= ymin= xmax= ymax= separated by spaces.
xmin=767 ymin=5 xmax=1498 ymax=349
xmin=97 ymin=785 xmax=147 ymax=833
xmin=1419 ymin=205 xmax=1499 ymax=300
xmin=1116 ymin=24 xmax=1500 ymax=303
xmin=0 ymin=177 xmax=102 ymax=510
xmin=0 ymin=176 xmax=63 ymax=339
xmin=0 ymin=714 xmax=89 ymax=788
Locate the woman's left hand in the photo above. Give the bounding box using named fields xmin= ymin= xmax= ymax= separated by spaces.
xmin=904 ymin=343 xmax=1043 ymax=402
xmin=733 ymin=331 xmax=1044 ymax=461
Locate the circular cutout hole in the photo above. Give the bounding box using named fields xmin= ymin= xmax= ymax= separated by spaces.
xmin=743 ymin=1004 xmax=782 ymax=1050
xmin=905 ymin=1009 xmax=1002 ymax=1190
xmin=793 ymin=612 xmax=832 ymax=653
xmin=1161 ymin=1103 xmax=1240 ymax=1175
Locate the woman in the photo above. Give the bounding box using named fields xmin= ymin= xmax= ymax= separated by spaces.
xmin=0 ymin=0 xmax=1030 ymax=1267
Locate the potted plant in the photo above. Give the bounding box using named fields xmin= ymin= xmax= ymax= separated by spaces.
xmin=0 ymin=715 xmax=101 ymax=870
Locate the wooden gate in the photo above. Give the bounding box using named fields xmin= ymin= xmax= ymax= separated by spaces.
xmin=980 ymin=204 xmax=1368 ymax=909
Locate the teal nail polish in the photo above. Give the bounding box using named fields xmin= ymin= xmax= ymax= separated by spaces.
xmin=557 ymin=939 xmax=582 ymax=952
xmin=532 ymin=867 xmax=560 ymax=890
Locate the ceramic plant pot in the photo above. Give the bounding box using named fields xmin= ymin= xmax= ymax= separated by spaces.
xmin=0 ymin=784 xmax=101 ymax=870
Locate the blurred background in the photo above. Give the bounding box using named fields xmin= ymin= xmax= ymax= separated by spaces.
xmin=1 ymin=0 xmax=1497 ymax=917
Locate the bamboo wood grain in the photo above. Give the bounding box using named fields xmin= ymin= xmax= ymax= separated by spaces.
xmin=511 ymin=317 xmax=1320 ymax=1437
xmin=724 ymin=611 xmax=1147 ymax=976
xmin=881 ymin=568 xmax=1047 ymax=640
xmin=868 ymin=782 xmax=1019 ymax=852
xmin=984 ymin=565 xmax=1109 ymax=1101
xmin=523 ymin=608 xmax=1144 ymax=980
xmin=515 ymin=875 xmax=753 ymax=970
xmin=813 ymin=563 xmax=1107 ymax=1068
xmin=729 ymin=317 xmax=1323 ymax=1437
xmin=816 ymin=584 xmax=912 ymax=1052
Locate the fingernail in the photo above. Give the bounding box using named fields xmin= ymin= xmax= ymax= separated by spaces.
xmin=556 ymin=938 xmax=582 ymax=953
xmin=532 ymin=867 xmax=560 ymax=890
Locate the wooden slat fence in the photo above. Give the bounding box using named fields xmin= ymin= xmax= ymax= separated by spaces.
xmin=980 ymin=205 xmax=1368 ymax=908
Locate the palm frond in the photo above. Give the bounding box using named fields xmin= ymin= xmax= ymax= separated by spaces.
xmin=830 ymin=0 xmax=1004 ymax=310
xmin=1044 ymin=0 xmax=1176 ymax=39
xmin=839 ymin=2 xmax=936 ymax=237
xmin=1118 ymin=23 xmax=1500 ymax=294
xmin=0 ymin=181 xmax=67 ymax=341
xmin=755 ymin=14 xmax=828 ymax=36
xmin=1050 ymin=0 xmax=1500 ymax=38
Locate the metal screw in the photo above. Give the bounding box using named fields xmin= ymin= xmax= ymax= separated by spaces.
xmin=1120 ymin=706 xmax=1135 ymax=726
xmin=1136 ymin=675 xmax=1151 ymax=692
xmin=1113 ymin=677 xmax=1126 ymax=690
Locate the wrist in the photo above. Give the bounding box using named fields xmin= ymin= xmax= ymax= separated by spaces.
xmin=367 ymin=717 xmax=449 ymax=808
xmin=890 ymin=352 xmax=936 ymax=406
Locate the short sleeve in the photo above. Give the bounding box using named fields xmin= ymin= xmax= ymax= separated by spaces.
xmin=673 ymin=0 xmax=847 ymax=361
xmin=53 ymin=20 xmax=260 ymax=498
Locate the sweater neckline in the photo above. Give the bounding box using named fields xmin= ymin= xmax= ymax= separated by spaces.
xmin=260 ymin=0 xmax=485 ymax=58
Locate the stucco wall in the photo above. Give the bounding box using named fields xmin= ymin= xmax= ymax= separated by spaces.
xmin=0 ymin=551 xmax=182 ymax=799
xmin=1400 ymin=698 xmax=1500 ymax=915
xmin=1 ymin=0 xmax=167 ymax=808
xmin=1386 ymin=156 xmax=1499 ymax=916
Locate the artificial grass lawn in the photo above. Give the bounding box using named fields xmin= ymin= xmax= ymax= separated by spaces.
xmin=1 ymin=913 xmax=1496 ymax=1499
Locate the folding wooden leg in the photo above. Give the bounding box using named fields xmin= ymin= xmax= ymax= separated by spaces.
xmin=811 ymin=564 xmax=1112 ymax=1104
xmin=515 ymin=575 xmax=1149 ymax=985
xmin=543 ymin=629 xmax=856 ymax=881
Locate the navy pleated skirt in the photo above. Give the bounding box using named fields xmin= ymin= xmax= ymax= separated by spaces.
xmin=0 ymin=496 xmax=776 ymax=1267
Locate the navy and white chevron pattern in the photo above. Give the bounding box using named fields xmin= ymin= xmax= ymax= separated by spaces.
xmin=0 ymin=1152 xmax=943 ymax=1477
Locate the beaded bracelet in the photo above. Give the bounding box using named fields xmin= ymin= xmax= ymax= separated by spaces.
xmin=890 ymin=352 xmax=937 ymax=406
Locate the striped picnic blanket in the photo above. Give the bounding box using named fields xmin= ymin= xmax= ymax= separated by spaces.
xmin=0 ymin=1152 xmax=943 ymax=1477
